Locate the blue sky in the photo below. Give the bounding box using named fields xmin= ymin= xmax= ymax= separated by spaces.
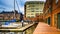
xmin=0 ymin=0 xmax=46 ymax=14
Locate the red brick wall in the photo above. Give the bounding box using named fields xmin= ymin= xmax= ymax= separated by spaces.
xmin=43 ymin=0 xmax=60 ymax=28
xmin=51 ymin=0 xmax=60 ymax=27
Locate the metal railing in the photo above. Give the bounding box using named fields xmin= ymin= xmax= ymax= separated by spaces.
xmin=0 ymin=22 xmax=38 ymax=34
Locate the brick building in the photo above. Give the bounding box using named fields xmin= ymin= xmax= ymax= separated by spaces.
xmin=43 ymin=0 xmax=60 ymax=29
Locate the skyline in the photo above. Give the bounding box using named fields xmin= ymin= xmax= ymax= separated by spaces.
xmin=0 ymin=0 xmax=46 ymax=14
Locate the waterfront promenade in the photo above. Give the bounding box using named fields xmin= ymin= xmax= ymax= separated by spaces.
xmin=33 ymin=22 xmax=60 ymax=34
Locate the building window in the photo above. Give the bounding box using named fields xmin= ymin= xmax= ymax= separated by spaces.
xmin=40 ymin=11 xmax=42 ymax=12
xmin=36 ymin=13 xmax=39 ymax=16
xmin=27 ymin=16 xmax=30 ymax=18
xmin=48 ymin=6 xmax=52 ymax=13
xmin=29 ymin=5 xmax=35 ymax=7
xmin=28 ymin=14 xmax=30 ymax=15
xmin=27 ymin=5 xmax=29 ymax=7
xmin=31 ymin=11 xmax=34 ymax=12
xmin=31 ymin=16 xmax=34 ymax=18
xmin=27 ymin=8 xmax=30 ymax=10
xmin=31 ymin=8 xmax=34 ymax=10
xmin=54 ymin=14 xmax=57 ymax=27
xmin=31 ymin=14 xmax=34 ymax=15
xmin=36 ymin=8 xmax=39 ymax=10
xmin=36 ymin=11 xmax=39 ymax=12
xmin=56 ymin=0 xmax=58 ymax=4
xmin=40 ymin=11 xmax=43 ymax=13
xmin=32 ymin=5 xmax=35 ymax=7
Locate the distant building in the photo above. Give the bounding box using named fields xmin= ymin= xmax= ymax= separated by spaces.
xmin=0 ymin=11 xmax=14 ymax=20
xmin=0 ymin=10 xmax=21 ymax=21
xmin=24 ymin=1 xmax=44 ymax=21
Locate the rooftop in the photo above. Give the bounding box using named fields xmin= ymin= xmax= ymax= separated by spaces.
xmin=25 ymin=1 xmax=45 ymax=5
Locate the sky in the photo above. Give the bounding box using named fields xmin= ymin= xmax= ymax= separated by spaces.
xmin=0 ymin=0 xmax=46 ymax=14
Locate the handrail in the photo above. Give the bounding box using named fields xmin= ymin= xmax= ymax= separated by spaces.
xmin=0 ymin=23 xmax=38 ymax=32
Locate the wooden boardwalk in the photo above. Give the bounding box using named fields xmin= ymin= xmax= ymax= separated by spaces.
xmin=33 ymin=22 xmax=60 ymax=34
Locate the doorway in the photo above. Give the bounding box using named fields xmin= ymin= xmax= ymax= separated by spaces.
xmin=48 ymin=17 xmax=50 ymax=25
xmin=57 ymin=13 xmax=60 ymax=29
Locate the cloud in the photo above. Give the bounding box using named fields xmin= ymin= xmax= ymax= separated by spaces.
xmin=14 ymin=0 xmax=24 ymax=14
xmin=20 ymin=6 xmax=24 ymax=14
xmin=19 ymin=0 xmax=46 ymax=14
xmin=15 ymin=5 xmax=24 ymax=14
xmin=0 ymin=0 xmax=14 ymax=8
xmin=0 ymin=0 xmax=46 ymax=14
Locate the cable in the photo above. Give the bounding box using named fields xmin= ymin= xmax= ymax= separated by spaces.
xmin=16 ymin=0 xmax=20 ymax=13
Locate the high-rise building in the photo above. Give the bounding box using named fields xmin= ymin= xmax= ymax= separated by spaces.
xmin=25 ymin=1 xmax=44 ymax=19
